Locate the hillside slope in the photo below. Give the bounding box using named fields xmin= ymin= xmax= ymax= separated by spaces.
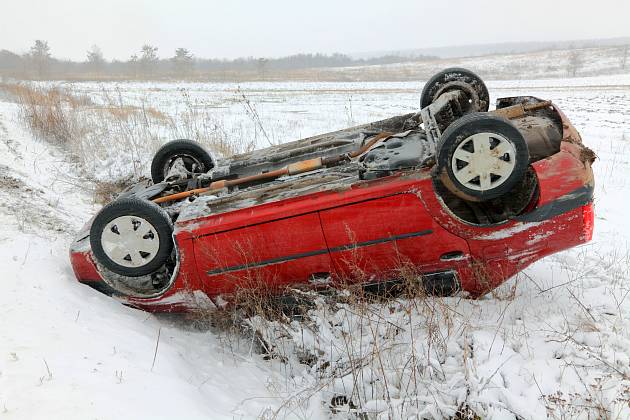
xmin=0 ymin=100 xmax=301 ymax=419
xmin=319 ymin=46 xmax=630 ymax=81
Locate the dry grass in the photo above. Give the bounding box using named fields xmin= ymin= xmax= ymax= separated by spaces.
xmin=190 ymin=245 xmax=630 ymax=419
xmin=92 ymin=177 xmax=136 ymax=204
xmin=0 ymin=82 xmax=255 ymax=200
xmin=181 ymin=235 xmax=484 ymax=417
xmin=1 ymin=83 xmax=92 ymax=146
xmin=194 ymin=259 xmax=483 ymax=418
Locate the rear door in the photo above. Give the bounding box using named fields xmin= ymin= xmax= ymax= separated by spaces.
xmin=319 ymin=193 xmax=470 ymax=283
xmin=194 ymin=212 xmax=333 ymax=295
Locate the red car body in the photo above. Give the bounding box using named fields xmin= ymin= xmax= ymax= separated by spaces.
xmin=70 ymin=105 xmax=594 ymax=312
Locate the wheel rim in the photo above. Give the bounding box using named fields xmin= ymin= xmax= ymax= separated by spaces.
xmin=100 ymin=216 xmax=161 ymax=268
xmin=451 ymin=132 xmax=516 ymax=191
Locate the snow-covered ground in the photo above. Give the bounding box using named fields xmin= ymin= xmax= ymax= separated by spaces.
xmin=322 ymin=46 xmax=630 ymax=81
xmin=0 ymin=76 xmax=629 ymax=419
xmin=0 ymin=98 xmax=295 ymax=419
xmin=39 ymin=73 xmax=630 ymax=183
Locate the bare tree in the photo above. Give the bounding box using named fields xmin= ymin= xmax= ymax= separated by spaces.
xmin=139 ymin=44 xmax=159 ymax=75
xmin=567 ymin=50 xmax=583 ymax=77
xmin=29 ymin=40 xmax=51 ymax=79
xmin=86 ymin=45 xmax=105 ymax=74
xmin=171 ymin=48 xmax=194 ymax=77
xmin=622 ymin=45 xmax=629 ymax=70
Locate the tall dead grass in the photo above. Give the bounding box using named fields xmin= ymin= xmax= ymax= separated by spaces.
xmin=0 ymin=82 xmax=254 ymax=193
xmin=1 ymin=83 xmax=91 ymax=146
xmin=193 ymin=260 xmax=481 ymax=419
xmin=194 ymin=247 xmax=630 ymax=419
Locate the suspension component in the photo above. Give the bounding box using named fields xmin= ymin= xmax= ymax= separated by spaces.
xmin=152 ymin=132 xmax=394 ymax=204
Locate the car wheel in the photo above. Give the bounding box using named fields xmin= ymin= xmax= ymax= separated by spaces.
xmin=90 ymin=198 xmax=174 ymax=277
xmin=151 ymin=139 xmax=214 ymax=184
xmin=436 ymin=113 xmax=529 ymax=202
xmin=421 ymin=67 xmax=490 ymax=113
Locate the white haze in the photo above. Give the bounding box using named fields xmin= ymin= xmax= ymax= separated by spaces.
xmin=1 ymin=0 xmax=629 ymax=60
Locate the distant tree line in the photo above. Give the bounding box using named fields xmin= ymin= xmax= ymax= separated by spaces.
xmin=0 ymin=40 xmax=438 ymax=81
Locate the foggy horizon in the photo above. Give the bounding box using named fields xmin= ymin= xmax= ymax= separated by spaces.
xmin=3 ymin=36 xmax=630 ymax=63
xmin=2 ymin=0 xmax=630 ymax=61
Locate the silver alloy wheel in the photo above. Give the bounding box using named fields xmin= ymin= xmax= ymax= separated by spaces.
xmin=100 ymin=216 xmax=161 ymax=268
xmin=451 ymin=132 xmax=516 ymax=191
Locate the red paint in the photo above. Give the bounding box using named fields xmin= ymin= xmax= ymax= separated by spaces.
xmin=69 ymin=250 xmax=100 ymax=282
xmin=193 ymin=212 xmax=333 ymax=294
xmin=582 ymin=202 xmax=595 ymax=242
xmin=70 ymin=105 xmax=595 ymax=312
xmin=319 ymin=193 xmax=470 ymax=282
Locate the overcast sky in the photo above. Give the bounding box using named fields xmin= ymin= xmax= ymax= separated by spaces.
xmin=1 ymin=0 xmax=629 ymax=60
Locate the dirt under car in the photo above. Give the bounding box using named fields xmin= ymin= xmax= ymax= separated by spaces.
xmin=70 ymin=68 xmax=596 ymax=312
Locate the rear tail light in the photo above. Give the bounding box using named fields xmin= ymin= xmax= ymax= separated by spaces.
xmin=582 ymin=203 xmax=594 ymax=241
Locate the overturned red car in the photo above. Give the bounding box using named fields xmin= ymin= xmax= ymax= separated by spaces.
xmin=70 ymin=68 xmax=595 ymax=312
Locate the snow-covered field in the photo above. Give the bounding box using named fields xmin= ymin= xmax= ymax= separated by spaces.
xmin=1 ymin=75 xmax=629 ymax=419
xmin=322 ymin=46 xmax=630 ymax=81
xmin=37 ymin=73 xmax=630 ymax=183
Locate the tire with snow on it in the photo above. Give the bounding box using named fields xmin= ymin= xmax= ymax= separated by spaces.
xmin=420 ymin=67 xmax=490 ymax=113
xmin=90 ymin=198 xmax=173 ymax=277
xmin=150 ymin=139 xmax=214 ymax=184
xmin=436 ymin=113 xmax=529 ymax=202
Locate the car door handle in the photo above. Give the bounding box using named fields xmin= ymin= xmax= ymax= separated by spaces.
xmin=440 ymin=251 xmax=465 ymax=261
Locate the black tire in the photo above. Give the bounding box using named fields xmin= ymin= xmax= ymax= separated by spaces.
xmin=150 ymin=139 xmax=214 ymax=184
xmin=90 ymin=198 xmax=174 ymax=277
xmin=421 ymin=68 xmax=490 ymax=113
xmin=436 ymin=113 xmax=529 ymax=202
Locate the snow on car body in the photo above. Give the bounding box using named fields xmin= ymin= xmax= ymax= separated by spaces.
xmin=69 ymin=69 xmax=595 ymax=312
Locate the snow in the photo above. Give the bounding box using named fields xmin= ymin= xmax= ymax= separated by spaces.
xmin=326 ymin=46 xmax=630 ymax=82
xmin=0 ymin=101 xmax=295 ymax=419
xmin=31 ymin=74 xmax=629 ymax=183
xmin=1 ymin=74 xmax=630 ymax=418
xmin=475 ymin=221 xmax=542 ymax=240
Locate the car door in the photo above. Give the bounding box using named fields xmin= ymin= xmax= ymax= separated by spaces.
xmin=319 ymin=192 xmax=471 ymax=284
xmin=193 ymin=212 xmax=333 ymax=295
